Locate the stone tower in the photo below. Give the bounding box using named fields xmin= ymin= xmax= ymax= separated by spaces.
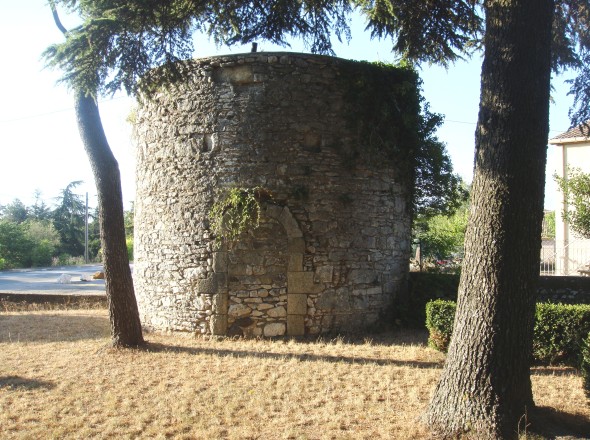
xmin=134 ymin=52 xmax=413 ymax=336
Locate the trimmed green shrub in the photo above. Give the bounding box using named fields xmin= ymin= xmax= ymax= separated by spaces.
xmin=582 ymin=332 xmax=590 ymax=398
xmin=426 ymin=300 xmax=590 ymax=367
xmin=533 ymin=303 xmax=590 ymax=365
xmin=425 ymin=299 xmax=456 ymax=351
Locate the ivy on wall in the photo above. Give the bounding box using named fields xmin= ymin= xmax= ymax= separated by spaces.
xmin=209 ymin=187 xmax=273 ymax=247
xmin=341 ymin=60 xmax=467 ymax=218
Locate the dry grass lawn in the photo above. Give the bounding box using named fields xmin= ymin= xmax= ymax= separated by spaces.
xmin=0 ymin=309 xmax=588 ymax=439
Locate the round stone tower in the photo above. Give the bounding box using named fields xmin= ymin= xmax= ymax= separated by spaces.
xmin=134 ymin=52 xmax=412 ymax=336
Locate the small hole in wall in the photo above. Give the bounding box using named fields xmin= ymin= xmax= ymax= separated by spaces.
xmin=203 ymin=134 xmax=213 ymax=152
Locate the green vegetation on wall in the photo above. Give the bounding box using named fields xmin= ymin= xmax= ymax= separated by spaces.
xmin=342 ymin=61 xmax=467 ymax=218
xmin=209 ymin=187 xmax=272 ymax=248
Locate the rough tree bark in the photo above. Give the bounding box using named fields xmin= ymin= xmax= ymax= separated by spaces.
xmin=50 ymin=4 xmax=144 ymax=347
xmin=75 ymin=93 xmax=144 ymax=347
xmin=426 ymin=0 xmax=554 ymax=438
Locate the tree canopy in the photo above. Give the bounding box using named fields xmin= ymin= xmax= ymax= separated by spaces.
xmin=44 ymin=1 xmax=590 ymax=124
xmin=555 ymin=167 xmax=590 ymax=239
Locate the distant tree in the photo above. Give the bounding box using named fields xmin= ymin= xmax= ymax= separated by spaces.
xmin=415 ymin=200 xmax=469 ymax=262
xmin=555 ymin=167 xmax=590 ymax=239
xmin=0 ymin=220 xmax=33 ymax=268
xmin=414 ymin=109 xmax=468 ymax=218
xmin=23 ymin=219 xmax=61 ymax=267
xmin=542 ymin=211 xmax=556 ymax=240
xmin=124 ymin=202 xmax=134 ymax=238
xmin=30 ymin=189 xmax=53 ymax=221
xmin=52 ymin=180 xmax=86 ymax=256
xmin=2 ymin=199 xmax=29 ymax=224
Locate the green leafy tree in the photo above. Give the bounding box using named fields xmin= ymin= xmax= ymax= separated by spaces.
xmin=52 ymin=180 xmax=86 ymax=257
xmin=23 ymin=219 xmax=61 ymax=267
xmin=0 ymin=220 xmax=33 ymax=268
xmin=415 ymin=200 xmax=468 ymax=262
xmin=42 ymin=0 xmax=590 ymax=436
xmin=30 ymin=190 xmax=53 ymax=221
xmin=1 ymin=199 xmax=29 ymax=224
xmin=555 ymin=167 xmax=590 ymax=238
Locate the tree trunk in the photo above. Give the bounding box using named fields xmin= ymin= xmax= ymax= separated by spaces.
xmin=425 ymin=0 xmax=554 ymax=438
xmin=75 ymin=91 xmax=144 ymax=347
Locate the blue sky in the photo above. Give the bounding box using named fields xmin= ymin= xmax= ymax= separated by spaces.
xmin=0 ymin=1 xmax=576 ymax=211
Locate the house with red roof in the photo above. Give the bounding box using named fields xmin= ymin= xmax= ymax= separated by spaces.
xmin=548 ymin=123 xmax=590 ymax=275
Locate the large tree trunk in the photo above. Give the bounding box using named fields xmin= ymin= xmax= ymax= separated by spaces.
xmin=425 ymin=0 xmax=554 ymax=438
xmin=75 ymin=92 xmax=144 ymax=347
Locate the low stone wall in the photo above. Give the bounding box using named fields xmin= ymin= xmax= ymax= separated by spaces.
xmin=537 ymin=275 xmax=590 ymax=304
xmin=406 ymin=273 xmax=590 ymax=325
xmin=134 ymin=52 xmax=414 ymax=336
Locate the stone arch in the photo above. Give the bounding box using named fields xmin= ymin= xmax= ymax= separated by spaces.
xmin=209 ymin=204 xmax=307 ymax=336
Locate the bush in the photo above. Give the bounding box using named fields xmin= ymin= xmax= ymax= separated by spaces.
xmin=425 ymin=299 xmax=456 ymax=351
xmin=533 ymin=303 xmax=590 ymax=365
xmin=582 ymin=332 xmax=590 ymax=398
xmin=426 ymin=300 xmax=590 ymax=367
xmin=126 ymin=236 xmax=133 ymax=261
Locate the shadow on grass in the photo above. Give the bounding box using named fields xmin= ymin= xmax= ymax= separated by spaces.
xmin=529 ymin=405 xmax=590 ymax=439
xmin=141 ymin=340 xmax=444 ymax=369
xmin=0 ymin=376 xmax=55 ymax=390
xmin=0 ymin=314 xmax=109 ymax=343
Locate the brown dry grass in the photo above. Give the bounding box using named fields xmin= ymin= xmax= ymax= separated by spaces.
xmin=0 ymin=310 xmax=588 ymax=439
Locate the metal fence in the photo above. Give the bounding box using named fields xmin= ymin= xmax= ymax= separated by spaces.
xmin=540 ymin=239 xmax=590 ymax=276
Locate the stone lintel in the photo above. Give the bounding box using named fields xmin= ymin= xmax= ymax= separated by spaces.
xmin=287 ymin=314 xmax=305 ymax=336
xmin=288 ymin=293 xmax=308 ymax=315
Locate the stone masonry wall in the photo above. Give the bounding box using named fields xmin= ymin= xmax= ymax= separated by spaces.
xmin=133 ymin=52 xmax=413 ymax=336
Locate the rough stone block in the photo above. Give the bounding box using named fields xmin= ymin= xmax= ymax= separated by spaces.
xmin=316 ymin=265 xmax=333 ymax=283
xmin=288 ymin=272 xmax=319 ymax=294
xmin=288 ymin=294 xmax=307 ymax=315
xmin=287 ymin=314 xmax=305 ymax=336
xmin=264 ymin=322 xmax=286 ymax=337
xmin=267 ymin=306 xmax=287 ymax=318
xmin=349 ymin=269 xmax=378 ymax=285
xmin=193 ymin=277 xmax=217 ymax=294
xmin=194 ymin=273 xmax=227 ymax=294
xmin=229 ymin=303 xmax=251 ymax=317
xmin=210 ymin=314 xmax=227 ymax=335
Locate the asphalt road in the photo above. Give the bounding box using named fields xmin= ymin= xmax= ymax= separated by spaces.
xmin=0 ymin=265 xmax=106 ymax=296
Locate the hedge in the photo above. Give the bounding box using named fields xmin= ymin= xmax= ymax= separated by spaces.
xmin=425 ymin=300 xmax=590 ymax=366
xmin=582 ymin=332 xmax=590 ymax=398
